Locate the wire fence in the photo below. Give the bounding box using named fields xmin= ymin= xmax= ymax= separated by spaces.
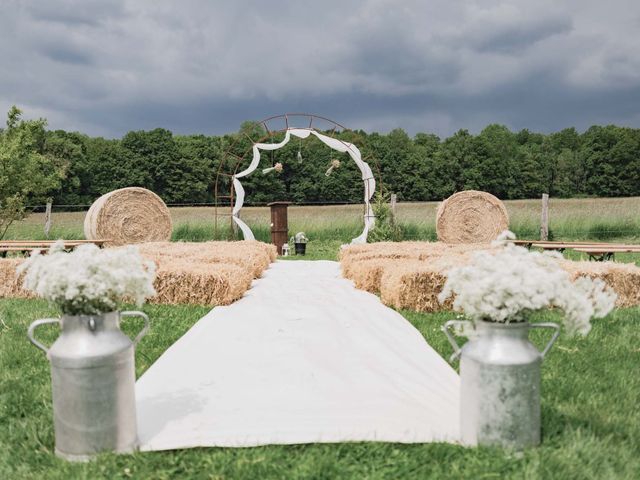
xmin=20 ymin=202 xmax=640 ymax=240
xmin=25 ymin=200 xmax=366 ymax=212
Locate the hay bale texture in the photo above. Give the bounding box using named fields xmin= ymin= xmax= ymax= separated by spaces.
xmin=340 ymin=242 xmax=640 ymax=312
xmin=0 ymin=241 xmax=277 ymax=307
xmin=0 ymin=259 xmax=34 ymax=300
xmin=151 ymin=261 xmax=252 ymax=306
xmin=560 ymin=261 xmax=640 ymax=308
xmin=436 ymin=190 xmax=509 ymax=244
xmin=84 ymin=187 xmax=172 ymax=246
xmin=133 ymin=240 xmax=276 ymax=306
xmin=137 ymin=241 xmax=276 ymax=279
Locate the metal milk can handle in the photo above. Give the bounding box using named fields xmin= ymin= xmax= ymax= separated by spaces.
xmin=27 ymin=318 xmax=60 ymax=354
xmin=530 ymin=322 xmax=561 ymax=358
xmin=442 ymin=320 xmax=471 ymax=363
xmin=120 ymin=311 xmax=150 ymax=346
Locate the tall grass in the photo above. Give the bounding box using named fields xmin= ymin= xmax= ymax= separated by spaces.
xmin=395 ymin=198 xmax=640 ymax=242
xmin=5 ymin=197 xmax=640 ymax=243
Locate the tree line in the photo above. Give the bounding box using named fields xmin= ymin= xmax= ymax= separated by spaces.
xmin=4 ymin=108 xmax=640 ymax=213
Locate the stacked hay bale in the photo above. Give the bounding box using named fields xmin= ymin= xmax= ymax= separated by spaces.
xmin=340 ymin=242 xmax=640 ymax=312
xmin=0 ymin=241 xmax=277 ymax=307
xmin=150 ymin=262 xmax=253 ymax=306
xmin=84 ymin=187 xmax=173 ymax=246
xmin=137 ymin=241 xmax=276 ymax=279
xmin=560 ymin=260 xmax=640 ymax=308
xmin=379 ymin=260 xmax=451 ymax=312
xmin=341 ymin=189 xmax=640 ymax=312
xmin=0 ymin=258 xmax=36 ymax=299
xmin=436 ymin=190 xmax=509 ymax=244
xmin=137 ymin=241 xmax=277 ymax=306
xmin=340 ymin=242 xmax=487 ymax=293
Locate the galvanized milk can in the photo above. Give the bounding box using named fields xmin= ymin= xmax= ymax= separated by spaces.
xmin=28 ymin=311 xmax=149 ymax=461
xmin=443 ymin=320 xmax=560 ymax=449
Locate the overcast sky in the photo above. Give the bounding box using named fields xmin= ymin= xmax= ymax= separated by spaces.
xmin=1 ymin=0 xmax=639 ymax=138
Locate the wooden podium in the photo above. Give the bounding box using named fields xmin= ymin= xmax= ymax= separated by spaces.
xmin=268 ymin=202 xmax=292 ymax=255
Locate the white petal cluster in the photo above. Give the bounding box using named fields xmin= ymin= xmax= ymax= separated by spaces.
xmin=18 ymin=242 xmax=156 ymax=315
xmin=438 ymin=232 xmax=617 ymax=335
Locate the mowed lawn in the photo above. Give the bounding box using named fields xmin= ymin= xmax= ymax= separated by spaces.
xmin=2 ymin=197 xmax=640 ymax=478
xmin=0 ymin=299 xmax=638 ymax=479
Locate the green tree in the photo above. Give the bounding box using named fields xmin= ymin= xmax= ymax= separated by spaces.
xmin=120 ymin=128 xmax=179 ymax=200
xmin=476 ymin=124 xmax=519 ymax=198
xmin=83 ymin=137 xmax=149 ymax=198
xmin=47 ymin=130 xmax=91 ymax=205
xmin=580 ymin=125 xmax=627 ymax=197
xmin=544 ymin=128 xmax=581 ymax=196
xmin=432 ymin=129 xmax=483 ymax=198
xmin=174 ymin=135 xmax=220 ymax=203
xmin=0 ymin=107 xmax=67 ymax=238
xmin=411 ymin=133 xmax=441 ymax=200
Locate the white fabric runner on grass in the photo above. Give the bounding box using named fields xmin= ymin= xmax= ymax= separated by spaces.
xmin=136 ymin=260 xmax=460 ymax=450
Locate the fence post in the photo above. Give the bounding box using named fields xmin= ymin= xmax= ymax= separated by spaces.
xmin=390 ymin=193 xmax=397 ymax=224
xmin=44 ymin=200 xmax=53 ymax=239
xmin=540 ymin=193 xmax=549 ymax=241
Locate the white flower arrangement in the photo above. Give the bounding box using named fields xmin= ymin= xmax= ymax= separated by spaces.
xmin=262 ymin=162 xmax=283 ymax=174
xmin=325 ymin=159 xmax=341 ymax=176
xmin=438 ymin=231 xmax=616 ymax=335
xmin=294 ymin=232 xmax=308 ymax=244
xmin=18 ymin=242 xmax=156 ymax=316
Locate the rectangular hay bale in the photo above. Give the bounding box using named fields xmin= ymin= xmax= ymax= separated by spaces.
xmin=150 ymin=261 xmax=252 ymax=306
xmin=137 ymin=240 xmax=275 ymax=278
xmin=341 ymin=241 xmax=640 ymax=313
xmin=0 ymin=258 xmax=34 ymax=300
xmin=0 ymin=240 xmax=276 ymax=307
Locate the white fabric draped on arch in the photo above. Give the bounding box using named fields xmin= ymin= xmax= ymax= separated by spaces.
xmin=231 ymin=128 xmax=376 ymax=244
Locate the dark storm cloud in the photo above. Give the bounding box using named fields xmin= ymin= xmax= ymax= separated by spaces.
xmin=25 ymin=0 xmax=126 ymax=26
xmin=0 ymin=0 xmax=638 ymax=137
xmin=473 ymin=16 xmax=573 ymax=54
xmin=39 ymin=44 xmax=93 ymax=65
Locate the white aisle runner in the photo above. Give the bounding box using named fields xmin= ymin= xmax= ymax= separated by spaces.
xmin=136 ymin=260 xmax=460 ymax=450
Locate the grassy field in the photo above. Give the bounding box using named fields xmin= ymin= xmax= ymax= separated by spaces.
xmin=8 ymin=197 xmax=640 ymax=264
xmin=2 ymin=196 xmax=639 ymax=478
xmin=1 ymin=299 xmax=638 ymax=479
xmin=10 ymin=196 xmax=640 ymax=245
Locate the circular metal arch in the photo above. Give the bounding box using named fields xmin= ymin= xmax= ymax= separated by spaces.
xmin=214 ymin=113 xmax=380 ymax=240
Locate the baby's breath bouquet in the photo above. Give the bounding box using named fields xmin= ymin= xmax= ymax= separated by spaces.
xmin=294 ymin=232 xmax=308 ymax=244
xmin=18 ymin=241 xmax=156 ymax=315
xmin=438 ymin=232 xmax=616 ymax=335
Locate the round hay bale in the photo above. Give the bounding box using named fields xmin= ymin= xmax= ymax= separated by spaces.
xmin=436 ymin=190 xmax=509 ymax=244
xmin=84 ymin=187 xmax=172 ymax=246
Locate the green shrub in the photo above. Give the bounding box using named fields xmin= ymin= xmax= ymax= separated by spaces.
xmin=367 ymin=192 xmax=404 ymax=242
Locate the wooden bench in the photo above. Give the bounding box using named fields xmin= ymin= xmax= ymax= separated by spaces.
xmin=0 ymin=239 xmax=109 ymax=246
xmin=0 ymin=240 xmax=110 ymax=257
xmin=512 ymin=240 xmax=625 ymax=249
xmin=573 ymin=247 xmax=640 ymax=262
xmin=510 ymin=240 xmax=640 ymax=261
xmin=528 ymin=242 xmax=629 ymax=253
